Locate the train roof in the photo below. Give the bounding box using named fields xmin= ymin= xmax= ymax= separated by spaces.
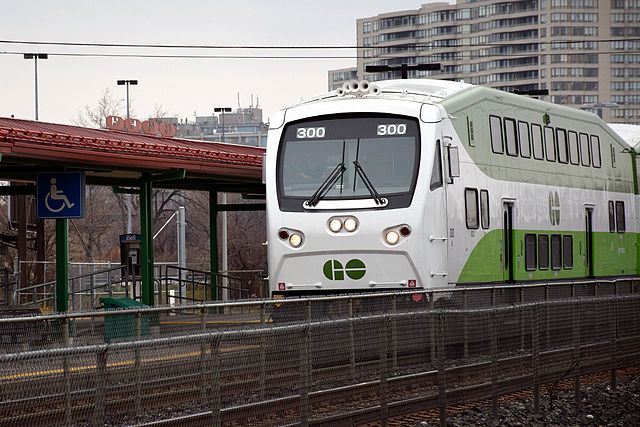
xmin=609 ymin=123 xmax=640 ymax=151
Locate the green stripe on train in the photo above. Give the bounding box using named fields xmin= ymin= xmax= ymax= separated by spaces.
xmin=457 ymin=229 xmax=638 ymax=283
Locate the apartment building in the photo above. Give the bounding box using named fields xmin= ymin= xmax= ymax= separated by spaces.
xmin=332 ymin=0 xmax=640 ymax=124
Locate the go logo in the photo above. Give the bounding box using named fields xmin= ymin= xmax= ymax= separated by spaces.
xmin=323 ymin=259 xmax=366 ymax=281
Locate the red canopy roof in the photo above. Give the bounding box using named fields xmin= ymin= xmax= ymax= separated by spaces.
xmin=0 ymin=117 xmax=264 ymax=181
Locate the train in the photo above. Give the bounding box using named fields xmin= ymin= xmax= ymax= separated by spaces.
xmin=265 ymin=78 xmax=638 ymax=298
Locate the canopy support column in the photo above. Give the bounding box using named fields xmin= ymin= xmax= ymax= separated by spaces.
xmin=55 ymin=218 xmax=68 ymax=313
xmin=209 ymin=190 xmax=219 ymax=301
xmin=140 ymin=177 xmax=154 ymax=306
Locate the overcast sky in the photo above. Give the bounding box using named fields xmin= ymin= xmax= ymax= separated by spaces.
xmin=0 ymin=0 xmax=444 ymax=126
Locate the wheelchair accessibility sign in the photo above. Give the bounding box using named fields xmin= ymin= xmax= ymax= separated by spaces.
xmin=36 ymin=172 xmax=85 ymax=219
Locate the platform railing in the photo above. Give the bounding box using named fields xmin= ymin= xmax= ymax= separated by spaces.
xmin=156 ymin=265 xmax=251 ymax=304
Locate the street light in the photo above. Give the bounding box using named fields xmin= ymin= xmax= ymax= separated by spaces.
xmin=117 ymin=79 xmax=138 ymax=119
xmin=214 ymin=107 xmax=232 ymax=143
xmin=23 ymin=53 xmax=48 ymax=120
xmin=117 ymin=79 xmax=138 ymax=234
xmin=580 ymin=102 xmax=619 ymax=119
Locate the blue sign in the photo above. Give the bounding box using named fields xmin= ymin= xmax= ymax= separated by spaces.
xmin=37 ymin=172 xmax=85 ymax=219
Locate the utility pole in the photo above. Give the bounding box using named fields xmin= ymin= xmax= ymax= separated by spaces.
xmin=117 ymin=79 xmax=138 ymax=234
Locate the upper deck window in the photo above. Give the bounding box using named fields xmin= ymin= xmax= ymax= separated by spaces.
xmin=277 ymin=115 xmax=420 ymax=212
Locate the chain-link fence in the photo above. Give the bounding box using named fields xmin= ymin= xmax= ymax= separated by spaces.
xmin=1 ymin=293 xmax=639 ymax=426
xmin=1 ymin=278 xmax=639 ymax=355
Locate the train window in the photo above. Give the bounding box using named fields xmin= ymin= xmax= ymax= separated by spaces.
xmin=591 ymin=135 xmax=601 ymax=168
xmin=532 ymin=124 xmax=544 ymax=160
xmin=616 ymin=201 xmax=626 ymax=233
xmin=504 ymin=118 xmax=518 ymax=156
xmin=579 ymin=133 xmax=591 ymax=166
xmin=544 ymin=126 xmax=556 ymax=162
xmin=551 ymin=234 xmax=562 ymax=270
xmin=480 ymin=190 xmax=490 ymax=229
xmin=563 ymin=235 xmax=573 ymax=269
xmin=489 ymin=115 xmax=504 ymax=154
xmin=467 ymin=117 xmax=475 ymax=146
xmin=518 ymin=121 xmax=531 ymax=158
xmin=610 ymin=144 xmax=617 ymax=168
xmin=430 ymin=140 xmax=443 ymax=190
xmin=525 ymin=234 xmax=537 ymax=271
xmin=465 ymin=188 xmax=479 ymax=229
xmin=538 ymin=235 xmax=549 ymax=270
xmin=556 ymin=128 xmax=568 ymax=164
xmin=568 ymin=131 xmax=580 ymax=165
xmin=608 ymin=201 xmax=615 ymax=233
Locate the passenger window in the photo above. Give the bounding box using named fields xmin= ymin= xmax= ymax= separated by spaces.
xmin=430 ymin=140 xmax=443 ymax=190
xmin=538 ymin=234 xmax=549 ymax=270
xmin=591 ymin=135 xmax=601 ymax=168
xmin=465 ymin=188 xmax=479 ymax=229
xmin=532 ymin=124 xmax=544 ymax=160
xmin=504 ymin=118 xmax=518 ymax=156
xmin=489 ymin=115 xmax=504 ymax=154
xmin=568 ymin=131 xmax=580 ymax=165
xmin=467 ymin=117 xmax=475 ymax=146
xmin=518 ymin=121 xmax=531 ymax=158
xmin=556 ymin=128 xmax=568 ymax=164
xmin=611 ymin=144 xmax=617 ymax=168
xmin=551 ymin=234 xmax=562 ymax=270
xmin=563 ymin=235 xmax=573 ymax=269
xmin=580 ymin=133 xmax=591 ymax=166
xmin=616 ymin=201 xmax=625 ymax=233
xmin=525 ymin=234 xmax=537 ymax=271
xmin=608 ymin=201 xmax=615 ymax=232
xmin=480 ymin=190 xmax=490 ymax=229
xmin=544 ymin=126 xmax=556 ymax=162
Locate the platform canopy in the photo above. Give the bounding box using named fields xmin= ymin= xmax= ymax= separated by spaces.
xmin=0 ymin=117 xmax=265 ymax=192
xmin=0 ymin=117 xmax=265 ymax=311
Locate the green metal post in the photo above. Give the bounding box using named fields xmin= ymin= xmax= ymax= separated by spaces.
xmin=140 ymin=178 xmax=154 ymax=306
xmin=209 ymin=191 xmax=218 ymax=300
xmin=56 ymin=218 xmax=69 ymax=312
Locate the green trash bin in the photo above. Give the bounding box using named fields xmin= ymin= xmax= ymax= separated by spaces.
xmin=100 ymin=297 xmax=150 ymax=343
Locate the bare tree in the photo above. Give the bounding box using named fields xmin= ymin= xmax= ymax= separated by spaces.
xmin=73 ymin=88 xmax=125 ymax=129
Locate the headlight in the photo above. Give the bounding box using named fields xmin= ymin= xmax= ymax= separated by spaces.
xmin=344 ymin=217 xmax=358 ymax=232
xmin=289 ymin=233 xmax=303 ymax=247
xmin=329 ymin=218 xmax=342 ymax=233
xmin=385 ymin=230 xmax=400 ymax=245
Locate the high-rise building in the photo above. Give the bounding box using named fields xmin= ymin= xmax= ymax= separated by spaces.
xmin=331 ymin=0 xmax=640 ymax=124
xmin=175 ymin=107 xmax=268 ymax=147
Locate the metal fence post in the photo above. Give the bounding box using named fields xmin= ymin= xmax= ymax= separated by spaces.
xmin=63 ymin=318 xmax=71 ymax=425
xmin=429 ymin=292 xmax=436 ymax=365
xmin=379 ymin=316 xmax=390 ymax=427
xmin=391 ymin=294 xmax=398 ymax=370
xmin=199 ymin=307 xmax=208 ymax=405
xmin=532 ymin=304 xmax=540 ymax=413
xmin=349 ymin=297 xmax=356 ymax=380
xmin=94 ymin=347 xmax=108 ymax=427
xmin=299 ymin=325 xmax=310 ymax=427
xmin=208 ymin=335 xmax=222 ymax=427
xmin=135 ymin=312 xmax=142 ymax=414
xmin=610 ymin=297 xmax=618 ymax=390
xmin=259 ymin=302 xmax=267 ymax=399
xmin=573 ymin=296 xmax=581 ymax=406
xmin=437 ymin=312 xmax=446 ymax=427
xmin=490 ymin=308 xmax=499 ymax=420
xmin=463 ymin=289 xmax=469 ymax=358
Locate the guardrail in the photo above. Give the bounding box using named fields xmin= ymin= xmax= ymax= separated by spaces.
xmin=1 ymin=294 xmax=638 ymax=426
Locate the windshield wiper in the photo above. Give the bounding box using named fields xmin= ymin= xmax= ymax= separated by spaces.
xmin=353 ymin=160 xmax=384 ymax=205
xmin=306 ymin=162 xmax=346 ymax=207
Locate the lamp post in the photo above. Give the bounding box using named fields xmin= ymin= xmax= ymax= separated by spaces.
xmin=117 ymin=79 xmax=138 ymax=119
xmin=117 ymin=79 xmax=138 ymax=234
xmin=23 ymin=53 xmax=48 ymax=120
xmin=580 ymin=102 xmax=619 ymax=119
xmin=214 ymin=107 xmax=232 ymax=143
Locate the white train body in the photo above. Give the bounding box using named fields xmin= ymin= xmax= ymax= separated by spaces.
xmin=265 ymin=79 xmax=637 ymax=297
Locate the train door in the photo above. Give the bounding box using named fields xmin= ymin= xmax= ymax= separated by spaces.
xmin=585 ymin=207 xmax=594 ymax=278
xmin=502 ymin=202 xmax=515 ymax=282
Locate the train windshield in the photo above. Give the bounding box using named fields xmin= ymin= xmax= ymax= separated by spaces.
xmin=277 ymin=115 xmax=420 ymax=211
